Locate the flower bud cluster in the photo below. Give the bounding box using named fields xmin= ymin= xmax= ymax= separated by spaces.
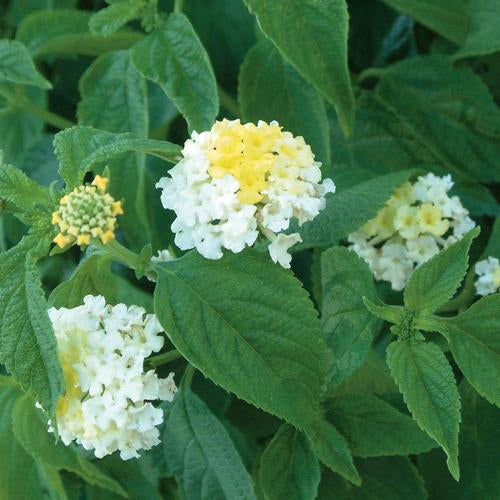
xmin=348 ymin=173 xmax=476 ymax=291
xmin=156 ymin=119 xmax=335 ymax=268
xmin=45 ymin=295 xmax=176 ymax=460
xmin=52 ymin=176 xmax=123 ymax=248
xmin=475 ymin=257 xmax=500 ymax=296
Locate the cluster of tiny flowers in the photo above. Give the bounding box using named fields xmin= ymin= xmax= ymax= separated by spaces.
xmin=156 ymin=119 xmax=335 ymax=268
xmin=475 ymin=257 xmax=500 ymax=296
xmin=44 ymin=295 xmax=177 ymax=460
xmin=348 ymin=173 xmax=476 ymax=291
xmin=52 ymin=176 xmax=123 ymax=248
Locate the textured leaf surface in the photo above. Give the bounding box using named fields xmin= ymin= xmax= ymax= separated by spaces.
xmin=239 ymin=40 xmax=330 ymax=164
xmin=404 ymin=228 xmax=479 ymax=313
xmin=387 ymin=340 xmax=461 ymax=479
xmin=54 ymin=126 xmax=181 ymax=188
xmin=325 ymin=394 xmax=437 ymax=457
xmin=244 ymin=0 xmax=354 ymax=135
xmin=89 ymin=2 xmax=143 ymax=36
xmin=321 ymin=247 xmax=380 ymax=386
xmin=432 ymin=296 xmax=500 ymax=407
xmin=0 ymin=39 xmax=50 ymax=88
xmin=318 ymin=456 xmax=427 ymax=500
xmin=259 ymin=424 xmax=320 ymax=500
xmin=164 ymin=382 xmax=256 ymax=500
xmin=131 ymin=13 xmax=218 ymax=132
xmin=0 ymin=236 xmax=64 ymax=416
xmin=16 ymin=9 xmax=142 ymax=57
xmin=293 ymin=169 xmax=415 ymax=250
xmin=154 ymin=250 xmax=328 ymax=429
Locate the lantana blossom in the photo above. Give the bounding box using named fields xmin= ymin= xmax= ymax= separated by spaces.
xmin=474 ymin=256 xmax=500 ymax=296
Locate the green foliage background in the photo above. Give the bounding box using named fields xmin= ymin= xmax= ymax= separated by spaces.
xmin=0 ymin=0 xmax=499 ymax=499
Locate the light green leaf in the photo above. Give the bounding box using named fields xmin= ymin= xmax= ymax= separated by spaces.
xmin=429 ymin=295 xmax=500 ymax=407
xmin=89 ymin=2 xmax=143 ymax=36
xmin=243 ymin=0 xmax=354 ymax=136
xmin=362 ymin=297 xmax=406 ymax=325
xmin=325 ymin=394 xmax=437 ymax=457
xmin=131 ymin=13 xmax=218 ymax=133
xmin=321 ymin=247 xmax=381 ymax=386
xmin=304 ymin=419 xmax=360 ymax=485
xmin=239 ymin=39 xmax=330 ymax=165
xmin=371 ymin=55 xmax=500 ymax=183
xmin=404 ymin=227 xmax=479 ymax=313
xmin=0 ymin=235 xmax=64 ymax=417
xmin=12 ymin=394 xmax=127 ymax=497
xmin=16 ymin=9 xmax=143 ymax=57
xmin=292 ymin=169 xmax=416 ymax=250
xmin=164 ymin=381 xmax=256 ymax=500
xmin=154 ymin=249 xmax=328 ymax=429
xmin=259 ymin=424 xmax=320 ymax=500
xmin=318 ymin=456 xmax=427 ymax=500
xmin=54 ymin=126 xmax=181 ymax=188
xmin=387 ymin=340 xmax=461 ymax=480
xmin=0 ymin=39 xmax=51 ymax=88
xmin=0 ymin=377 xmax=46 ymax=499
xmin=380 ymin=0 xmax=467 ymax=45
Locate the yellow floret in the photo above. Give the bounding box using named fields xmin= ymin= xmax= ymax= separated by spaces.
xmin=100 ymin=229 xmax=115 ymax=244
xmin=418 ymin=204 xmax=449 ymax=236
xmin=493 ymin=267 xmax=500 ymax=287
xmin=54 ymin=233 xmax=73 ymax=248
xmin=91 ymin=175 xmax=109 ymax=192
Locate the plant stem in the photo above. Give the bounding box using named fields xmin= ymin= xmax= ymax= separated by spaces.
xmin=217 ymin=85 xmax=240 ymax=117
xmin=437 ymin=268 xmax=476 ymax=313
xmin=146 ymin=349 xmax=182 ymax=368
xmin=174 ymin=0 xmax=184 ymax=13
xmin=184 ymin=364 xmax=196 ymax=386
xmin=99 ymin=239 xmax=143 ymax=271
xmin=0 ymin=85 xmax=75 ymax=130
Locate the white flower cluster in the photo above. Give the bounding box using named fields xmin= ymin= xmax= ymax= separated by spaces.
xmin=348 ymin=173 xmax=476 ymax=291
xmin=45 ymin=295 xmax=177 ymax=460
xmin=475 ymin=257 xmax=500 ymax=296
xmin=156 ymin=119 xmax=335 ymax=268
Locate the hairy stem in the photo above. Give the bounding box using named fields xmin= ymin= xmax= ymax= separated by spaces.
xmin=146 ymin=349 xmax=182 ymax=368
xmin=218 ymin=85 xmax=240 ymax=117
xmin=174 ymin=0 xmax=184 ymax=13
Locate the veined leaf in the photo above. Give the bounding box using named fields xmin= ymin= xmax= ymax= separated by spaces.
xmin=243 ymin=0 xmax=354 ymax=136
xmin=429 ymin=295 xmax=500 ymax=407
xmin=239 ymin=40 xmax=330 ymax=165
xmin=387 ymin=340 xmax=461 ymax=480
xmin=131 ymin=13 xmax=218 ymax=133
xmin=321 ymin=247 xmax=381 ymax=386
xmin=54 ymin=126 xmax=181 ymax=188
xmin=404 ymin=228 xmax=479 ymax=313
xmin=164 ymin=381 xmax=256 ymax=500
xmin=325 ymin=394 xmax=437 ymax=457
xmin=12 ymin=394 xmax=126 ymax=497
xmin=0 ymin=39 xmax=51 ymax=88
xmin=89 ymin=2 xmax=144 ymax=36
xmin=16 ymin=9 xmax=142 ymax=57
xmin=259 ymin=424 xmax=320 ymax=500
xmin=0 ymin=235 xmax=64 ymax=416
xmin=292 ymin=169 xmax=416 ymax=250
xmin=154 ymin=249 xmax=328 ymax=429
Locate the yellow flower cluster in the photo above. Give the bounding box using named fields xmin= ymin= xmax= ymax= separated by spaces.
xmin=207 ymin=119 xmax=314 ymax=205
xmin=52 ymin=176 xmax=123 ymax=248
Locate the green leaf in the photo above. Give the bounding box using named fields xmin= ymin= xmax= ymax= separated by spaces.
xmin=0 ymin=39 xmax=51 ymax=88
xmin=404 ymin=227 xmax=479 ymax=313
xmin=54 ymin=126 xmax=181 ymax=188
xmin=154 ymin=249 xmax=328 ymax=429
xmin=131 ymin=13 xmax=218 ymax=133
xmin=387 ymin=340 xmax=461 ymax=480
xmin=483 ymin=217 xmax=500 ymax=259
xmin=321 ymin=247 xmax=381 ymax=386
xmin=164 ymin=381 xmax=256 ymax=500
xmin=418 ymin=382 xmax=500 ymax=499
xmin=318 ymin=456 xmax=427 ymax=500
xmin=89 ymin=2 xmax=143 ymax=36
xmin=0 ymin=235 xmax=64 ymax=417
xmin=325 ymin=394 xmax=437 ymax=457
xmin=243 ymin=0 xmax=354 ymax=136
xmin=16 ymin=9 xmax=143 ymax=57
xmin=238 ymin=39 xmax=330 ymax=165
xmin=292 ymin=169 xmax=416 ymax=250
xmin=304 ymin=419 xmax=360 ymax=485
xmin=0 ymin=377 xmax=46 ymax=499
xmin=362 ymin=298 xmax=405 ymax=325
xmin=12 ymin=394 xmax=127 ymax=497
xmin=429 ymin=295 xmax=500 ymax=407
xmin=371 ymin=55 xmax=500 ymax=183
xmin=259 ymin=424 xmax=320 ymax=500
xmin=380 ymin=0 xmax=467 ymax=45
